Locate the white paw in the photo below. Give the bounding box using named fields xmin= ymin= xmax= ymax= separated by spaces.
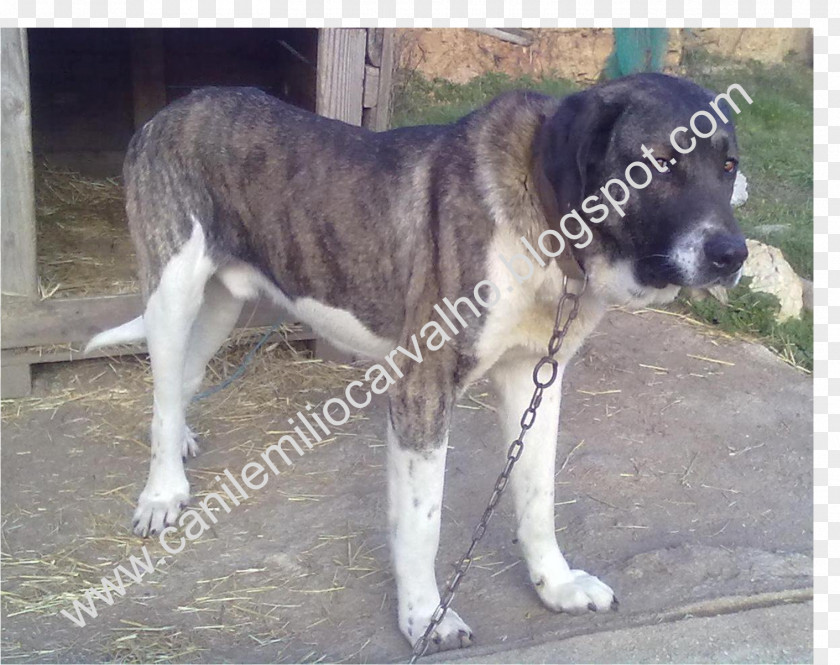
xmin=181 ymin=425 xmax=200 ymax=459
xmin=132 ymin=480 xmax=190 ymax=537
xmin=402 ymin=607 xmax=474 ymax=654
xmin=536 ymin=569 xmax=618 ymax=614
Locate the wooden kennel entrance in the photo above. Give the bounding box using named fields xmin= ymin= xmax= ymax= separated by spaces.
xmin=1 ymin=27 xmax=395 ymax=397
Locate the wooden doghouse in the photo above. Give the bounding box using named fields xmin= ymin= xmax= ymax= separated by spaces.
xmin=1 ymin=27 xmax=395 ymax=398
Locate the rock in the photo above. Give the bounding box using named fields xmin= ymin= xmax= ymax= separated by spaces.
xmin=730 ymin=170 xmax=749 ymax=207
xmin=683 ymin=27 xmax=812 ymax=65
xmin=742 ymin=239 xmax=803 ymax=321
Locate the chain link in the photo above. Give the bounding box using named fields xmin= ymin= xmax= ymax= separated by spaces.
xmin=408 ymin=274 xmax=586 ymax=662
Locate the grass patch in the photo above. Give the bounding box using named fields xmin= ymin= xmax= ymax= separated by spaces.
xmin=678 ymin=51 xmax=813 ymax=369
xmin=681 ymin=50 xmax=813 ymax=278
xmin=683 ymin=279 xmax=812 ymax=370
xmin=392 ymin=70 xmax=579 ymax=128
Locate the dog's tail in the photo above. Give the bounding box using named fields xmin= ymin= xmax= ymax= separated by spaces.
xmin=85 ymin=316 xmax=146 ymax=353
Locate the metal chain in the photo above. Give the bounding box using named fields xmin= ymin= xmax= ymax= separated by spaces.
xmin=408 ymin=274 xmax=587 ymax=663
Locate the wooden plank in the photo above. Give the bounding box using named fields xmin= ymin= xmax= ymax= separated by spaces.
xmin=371 ymin=29 xmax=395 ymax=131
xmin=2 ymin=327 xmax=316 ymax=368
xmin=1 ymin=28 xmax=38 ymax=300
xmin=316 ymin=28 xmax=366 ymax=126
xmin=130 ymin=28 xmax=166 ymax=129
xmin=2 ymin=344 xmax=148 ymax=366
xmin=363 ymin=65 xmax=380 ymax=108
xmin=2 ymin=294 xmax=143 ymax=349
xmin=1 ymin=293 xmax=311 ymax=350
xmin=1 ymin=323 xmax=317 ymax=398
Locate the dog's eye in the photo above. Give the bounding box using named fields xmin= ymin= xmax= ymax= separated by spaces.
xmin=724 ymin=158 xmax=738 ymax=173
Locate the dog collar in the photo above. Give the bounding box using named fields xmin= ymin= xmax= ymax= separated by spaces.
xmin=530 ymin=150 xmax=587 ymax=282
xmin=556 ymin=245 xmax=586 ymax=282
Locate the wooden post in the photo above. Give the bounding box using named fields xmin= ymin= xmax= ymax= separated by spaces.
xmin=361 ymin=28 xmax=395 ymax=132
xmin=372 ymin=29 xmax=395 ymax=131
xmin=366 ymin=28 xmax=385 ymax=67
xmin=1 ymin=28 xmax=38 ymax=300
xmin=1 ymin=28 xmax=38 ymax=396
xmin=130 ymin=29 xmax=166 ymax=129
xmin=316 ymin=28 xmax=366 ymax=125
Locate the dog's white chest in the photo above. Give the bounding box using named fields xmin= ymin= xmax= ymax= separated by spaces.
xmin=466 ymin=231 xmax=603 ymax=384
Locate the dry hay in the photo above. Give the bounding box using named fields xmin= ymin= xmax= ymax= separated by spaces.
xmin=35 ymin=161 xmax=137 ymax=299
xmin=0 ymin=523 xmax=170 ymax=626
xmin=106 ymin=624 xmax=205 ymax=664
xmin=0 ymin=296 xmax=490 ymax=663
xmin=2 ymin=529 xmax=206 ymax=663
xmin=1 ymin=336 xmax=371 ymax=661
xmin=1 ymin=318 xmax=493 ymax=660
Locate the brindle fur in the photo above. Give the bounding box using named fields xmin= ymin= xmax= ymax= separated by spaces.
xmin=93 ymin=73 xmax=747 ymax=653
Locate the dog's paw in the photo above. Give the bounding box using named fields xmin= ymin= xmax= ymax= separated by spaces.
xmin=132 ymin=483 xmax=190 ymax=537
xmin=536 ymin=569 xmax=618 ymax=614
xmin=181 ymin=425 xmax=200 ymax=460
xmin=403 ymin=607 xmax=474 ymax=654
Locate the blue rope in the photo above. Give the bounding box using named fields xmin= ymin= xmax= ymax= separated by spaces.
xmin=191 ymin=318 xmax=286 ymax=402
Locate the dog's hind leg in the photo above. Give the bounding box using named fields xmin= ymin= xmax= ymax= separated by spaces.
xmin=491 ymin=353 xmax=617 ymax=614
xmin=387 ymin=369 xmax=474 ymax=653
xmin=133 ymin=221 xmax=215 ymax=537
xmin=179 ymin=276 xmax=245 ymax=458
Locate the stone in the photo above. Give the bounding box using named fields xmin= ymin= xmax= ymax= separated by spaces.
xmin=730 ymin=170 xmax=749 ymax=207
xmin=742 ymin=239 xmax=803 ymax=321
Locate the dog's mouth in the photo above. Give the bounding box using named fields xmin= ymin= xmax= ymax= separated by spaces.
xmin=633 ymin=255 xmax=683 ymax=290
xmin=634 ymin=257 xmax=744 ymax=292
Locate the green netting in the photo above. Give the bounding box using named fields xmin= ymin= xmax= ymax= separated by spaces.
xmin=603 ymin=28 xmax=669 ymax=79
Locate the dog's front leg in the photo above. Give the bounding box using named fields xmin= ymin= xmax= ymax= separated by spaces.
xmin=387 ymin=393 xmax=474 ymax=653
xmin=491 ymin=353 xmax=617 ymax=613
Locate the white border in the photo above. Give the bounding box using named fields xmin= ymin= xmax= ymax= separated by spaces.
xmin=0 ymin=2 xmax=828 ymax=662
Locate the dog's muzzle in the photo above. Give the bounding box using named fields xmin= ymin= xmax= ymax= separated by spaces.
xmin=703 ymin=233 xmax=748 ymax=281
xmin=664 ymin=227 xmax=749 ymax=289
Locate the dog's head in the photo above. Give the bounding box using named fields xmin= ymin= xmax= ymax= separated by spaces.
xmin=535 ymin=73 xmax=748 ymax=301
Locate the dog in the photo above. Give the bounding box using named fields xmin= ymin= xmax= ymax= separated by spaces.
xmin=85 ymin=73 xmax=747 ymax=652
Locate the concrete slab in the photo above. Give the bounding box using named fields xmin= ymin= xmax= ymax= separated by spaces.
xmin=446 ymin=600 xmax=813 ymax=664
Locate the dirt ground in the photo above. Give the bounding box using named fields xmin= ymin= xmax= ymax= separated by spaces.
xmin=1 ymin=307 xmax=812 ymax=663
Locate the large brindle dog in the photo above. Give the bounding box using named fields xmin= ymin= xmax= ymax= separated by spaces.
xmin=87 ymin=73 xmax=747 ymax=652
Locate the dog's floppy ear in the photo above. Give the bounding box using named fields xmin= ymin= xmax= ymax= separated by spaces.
xmin=535 ymin=89 xmax=626 ymax=213
xmin=531 ymin=90 xmax=625 ymax=279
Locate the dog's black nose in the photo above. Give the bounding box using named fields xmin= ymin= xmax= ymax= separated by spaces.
xmin=704 ymin=234 xmax=748 ymax=274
